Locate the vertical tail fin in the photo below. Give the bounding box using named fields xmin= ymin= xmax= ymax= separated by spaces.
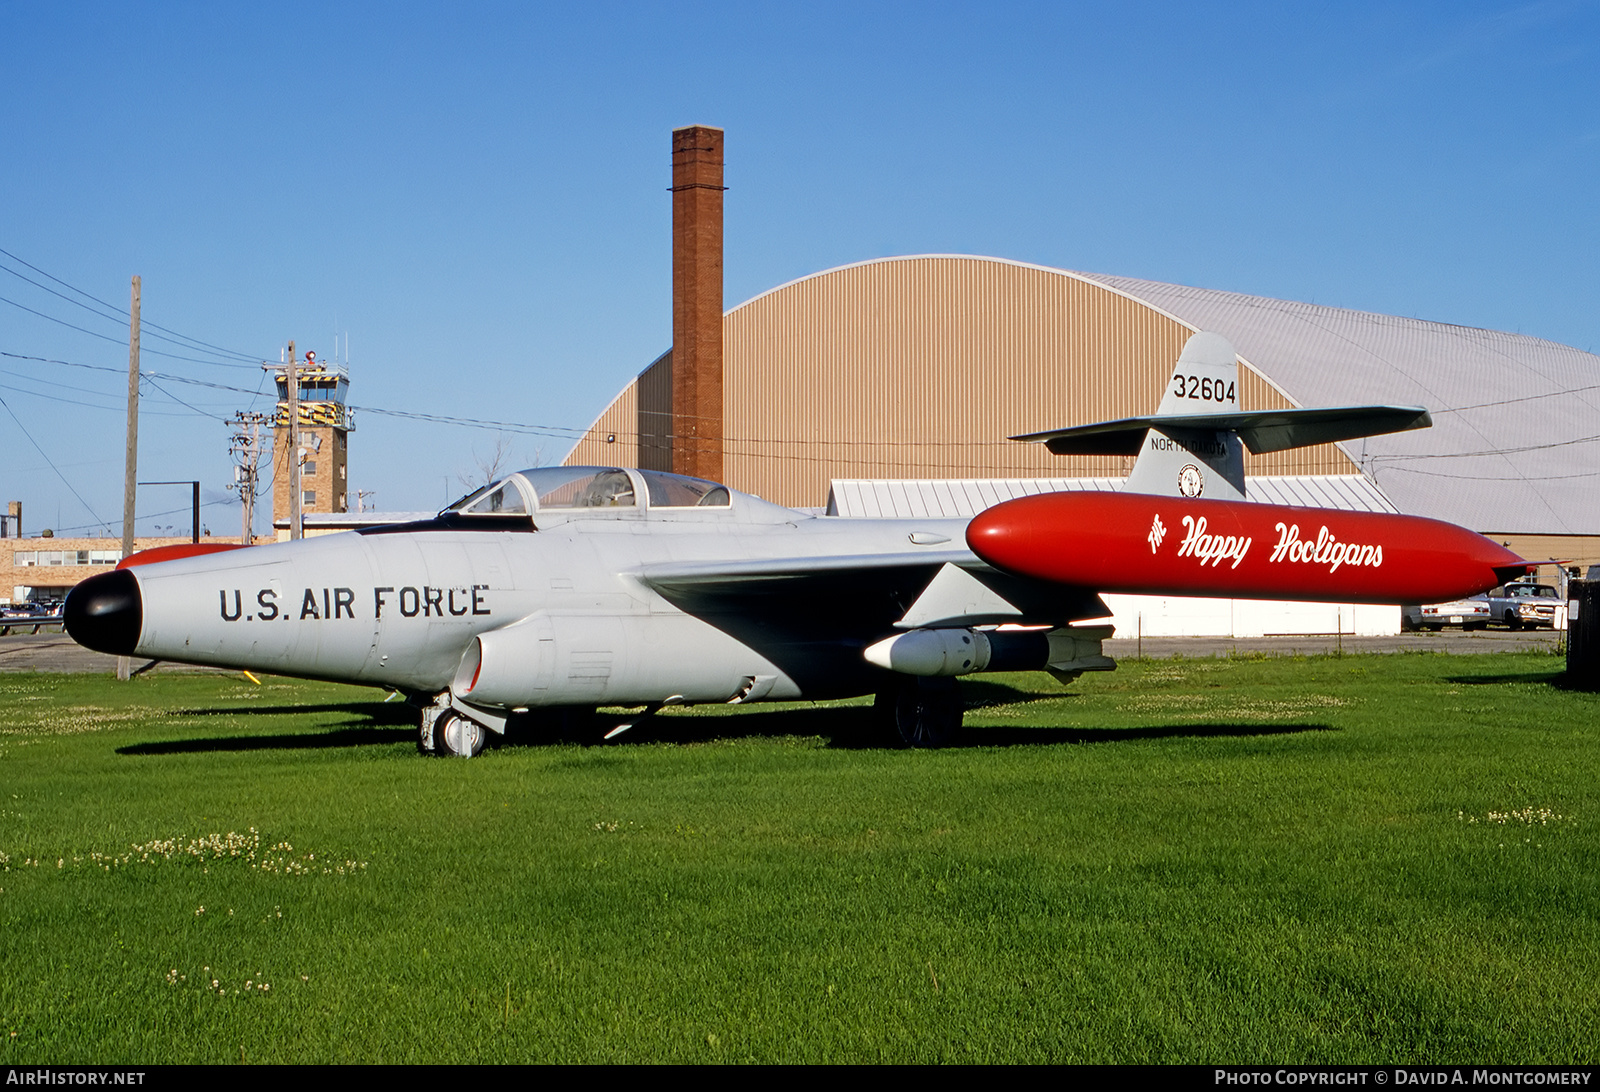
xmin=1123 ymin=332 xmax=1246 ymax=500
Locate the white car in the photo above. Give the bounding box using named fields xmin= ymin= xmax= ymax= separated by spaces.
xmin=1404 ymin=596 xmax=1491 ymax=631
xmin=1484 ymin=581 xmax=1562 ymax=630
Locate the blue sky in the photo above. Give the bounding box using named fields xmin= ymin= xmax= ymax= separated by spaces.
xmin=2 ymin=1 xmax=1596 ymax=534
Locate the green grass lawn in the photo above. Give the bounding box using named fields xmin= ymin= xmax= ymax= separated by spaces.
xmin=0 ymin=651 xmax=1595 ymax=1063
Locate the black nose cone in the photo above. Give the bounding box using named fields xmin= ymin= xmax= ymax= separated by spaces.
xmin=64 ymin=569 xmax=143 ymax=655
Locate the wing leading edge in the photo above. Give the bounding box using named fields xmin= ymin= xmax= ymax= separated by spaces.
xmin=636 ymin=552 xmax=1108 ymax=630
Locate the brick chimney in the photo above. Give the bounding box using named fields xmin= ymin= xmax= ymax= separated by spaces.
xmin=671 ymin=125 xmax=725 ymax=481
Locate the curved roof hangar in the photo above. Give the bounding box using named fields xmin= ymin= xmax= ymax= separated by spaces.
xmin=1078 ymin=270 xmax=1600 ymax=535
xmin=568 ymin=255 xmax=1600 ymax=534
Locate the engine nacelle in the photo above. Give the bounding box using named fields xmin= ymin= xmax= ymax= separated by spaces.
xmin=451 ymin=610 xmax=799 ymax=709
xmin=451 ymin=612 xmax=557 ymax=708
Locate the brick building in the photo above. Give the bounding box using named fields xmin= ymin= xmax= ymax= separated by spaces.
xmin=3 ymin=533 xmax=191 ymax=608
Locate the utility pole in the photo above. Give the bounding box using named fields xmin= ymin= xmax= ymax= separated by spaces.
xmin=228 ymin=411 xmax=269 ymax=545
xmin=287 ymin=340 xmax=301 ymax=541
xmin=118 ymin=276 xmax=140 ymax=682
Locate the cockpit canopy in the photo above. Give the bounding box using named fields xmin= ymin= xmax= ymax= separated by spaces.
xmin=448 ymin=467 xmax=732 ymax=519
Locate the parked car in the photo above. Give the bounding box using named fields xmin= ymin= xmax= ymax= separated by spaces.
xmin=1484 ymin=581 xmax=1562 ymax=630
xmin=1403 ymin=595 xmax=1491 ymax=631
xmin=1 ymin=602 xmax=51 ymax=619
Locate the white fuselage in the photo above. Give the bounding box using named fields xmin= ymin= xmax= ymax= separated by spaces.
xmin=129 ymin=499 xmax=976 ymax=708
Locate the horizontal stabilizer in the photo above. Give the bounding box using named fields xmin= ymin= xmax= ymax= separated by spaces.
xmin=1012 ymin=405 xmax=1431 ymax=456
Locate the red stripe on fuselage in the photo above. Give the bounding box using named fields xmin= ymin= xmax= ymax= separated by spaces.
xmin=116 ymin=543 xmax=251 ymax=569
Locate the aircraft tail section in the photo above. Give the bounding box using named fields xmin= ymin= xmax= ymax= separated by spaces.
xmin=1010 ymin=331 xmax=1431 ymax=501
xmin=1125 ymin=332 xmax=1246 ymax=500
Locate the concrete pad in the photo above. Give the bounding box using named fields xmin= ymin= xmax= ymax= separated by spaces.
xmin=0 ymin=632 xmax=235 ymax=675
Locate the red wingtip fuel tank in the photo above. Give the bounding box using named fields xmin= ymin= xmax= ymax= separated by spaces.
xmin=967 ymin=492 xmax=1532 ymax=605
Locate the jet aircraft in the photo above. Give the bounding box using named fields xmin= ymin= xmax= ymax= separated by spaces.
xmin=65 ymin=333 xmax=1527 ymax=753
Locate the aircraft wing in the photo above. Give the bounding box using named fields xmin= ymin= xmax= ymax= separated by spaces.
xmin=637 ymin=551 xmax=1108 ymax=630
xmin=1012 ymin=405 xmax=1432 ymax=455
xmin=638 ymin=548 xmax=974 ymax=588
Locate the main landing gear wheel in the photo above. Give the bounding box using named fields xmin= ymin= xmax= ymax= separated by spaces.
xmin=433 ymin=710 xmax=487 ymax=757
xmin=876 ymin=676 xmax=962 ymax=748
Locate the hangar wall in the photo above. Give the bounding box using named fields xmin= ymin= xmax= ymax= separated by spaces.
xmin=566 ymin=256 xmax=1356 ymax=507
xmin=1080 ymin=271 xmax=1600 ymax=537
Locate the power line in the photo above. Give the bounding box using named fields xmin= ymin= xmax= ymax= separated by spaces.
xmin=0 ymin=259 xmax=259 ymax=366
xmin=0 ymin=246 xmax=133 ymax=319
xmin=1368 ymin=433 xmax=1600 ymax=461
xmin=0 ymin=245 xmax=262 ymax=363
xmin=0 ymin=379 xmax=124 ymax=413
xmin=48 ymin=499 xmax=230 ymax=536
xmin=8 ymin=344 xmax=1599 ymax=474
xmin=142 ymin=375 xmax=233 ymax=423
xmin=0 ymin=262 xmax=127 ymax=326
xmin=0 ymin=349 xmax=120 ymax=372
xmin=0 ymin=369 xmax=227 ymax=418
xmin=0 ymin=291 xmax=136 ymax=348
xmin=0 ymin=392 xmax=108 ymax=527
xmin=0 ymin=352 xmax=250 ymax=414
xmin=1434 ymin=382 xmax=1600 ymax=414
xmin=0 ymin=364 xmax=123 ymax=400
xmin=1382 ymin=465 xmax=1600 ymax=481
xmin=0 ymin=292 xmax=260 ymax=369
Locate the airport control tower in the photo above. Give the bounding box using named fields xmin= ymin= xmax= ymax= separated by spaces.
xmin=270 ymin=349 xmax=352 ymax=537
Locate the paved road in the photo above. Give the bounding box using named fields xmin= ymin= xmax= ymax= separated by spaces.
xmin=0 ymin=626 xmax=1563 ymax=675
xmin=1105 ymin=629 xmax=1563 ymax=659
xmin=0 ymin=631 xmax=232 ymax=675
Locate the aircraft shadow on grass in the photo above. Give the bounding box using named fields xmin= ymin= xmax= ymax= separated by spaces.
xmin=116 ymin=684 xmax=1332 ymax=755
xmin=117 ymin=725 xmax=414 ymax=756
xmin=1445 ymin=671 xmax=1569 ymax=688
xmin=628 ymin=707 xmax=1332 ymax=749
xmin=163 ymin=702 xmax=419 ymax=720
xmin=933 ymin=721 xmax=1333 ymax=749
xmin=116 ymin=700 xmax=415 ymax=756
